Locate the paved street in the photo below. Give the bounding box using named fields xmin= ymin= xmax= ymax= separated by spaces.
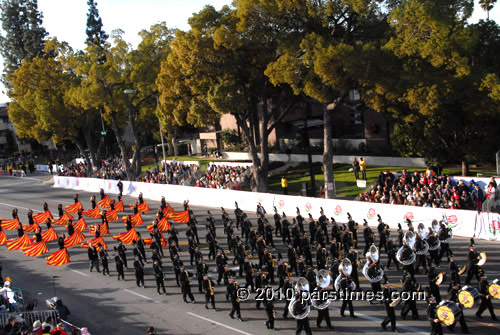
xmin=0 ymin=174 xmax=499 ymax=335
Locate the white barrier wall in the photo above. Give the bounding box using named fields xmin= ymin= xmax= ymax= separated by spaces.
xmin=221 ymin=152 xmax=427 ymax=168
xmin=53 ymin=176 xmax=500 ymax=242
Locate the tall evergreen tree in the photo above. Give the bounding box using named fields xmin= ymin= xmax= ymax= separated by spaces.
xmin=85 ymin=0 xmax=108 ymax=47
xmin=0 ymin=0 xmax=47 ymax=86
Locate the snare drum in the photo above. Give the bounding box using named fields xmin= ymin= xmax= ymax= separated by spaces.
xmin=488 ymin=279 xmax=500 ymax=299
xmin=458 ymin=286 xmax=480 ymax=308
xmin=436 ymin=300 xmax=461 ymax=326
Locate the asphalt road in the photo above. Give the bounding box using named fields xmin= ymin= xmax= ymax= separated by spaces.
xmin=0 ymin=174 xmax=500 ymax=335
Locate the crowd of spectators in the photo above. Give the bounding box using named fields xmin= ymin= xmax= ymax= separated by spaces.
xmin=56 ymin=157 xmax=126 ymax=180
xmin=140 ymin=163 xmax=251 ymax=191
xmin=356 ymin=167 xmax=496 ymax=210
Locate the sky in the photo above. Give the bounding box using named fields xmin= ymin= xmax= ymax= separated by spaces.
xmin=0 ymin=0 xmax=499 ymax=104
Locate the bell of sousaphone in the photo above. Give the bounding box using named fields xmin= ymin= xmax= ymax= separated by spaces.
xmin=288 ymin=295 xmax=311 ymax=320
xmin=316 ymin=269 xmax=331 ymax=289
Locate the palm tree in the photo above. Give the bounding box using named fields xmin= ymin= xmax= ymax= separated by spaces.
xmin=479 ymin=0 xmax=498 ymax=20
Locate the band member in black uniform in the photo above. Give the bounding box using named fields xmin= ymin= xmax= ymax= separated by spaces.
xmin=57 ymin=204 xmax=63 ymax=218
xmin=449 ymin=256 xmax=461 ymax=289
xmin=465 ymin=245 xmax=480 ymax=285
xmin=229 ymin=280 xmax=243 ymax=321
xmin=438 ymin=222 xmax=453 ymax=262
xmin=340 ymin=273 xmax=356 ymax=318
xmin=342 ymin=230 xmax=352 ymax=254
xmin=294 ymin=294 xmax=312 ymax=334
xmin=277 ymin=261 xmax=288 ymax=289
xmin=476 ymin=275 xmax=498 ymax=320
xmin=386 ymin=238 xmax=399 ymax=270
xmin=363 ymin=221 xmax=374 ymax=255
xmin=117 ymin=179 xmax=123 ymax=196
xmin=133 ymin=241 xmax=144 ymax=266
xmin=264 ymin=287 xmax=275 ymax=329
xmin=234 ymin=202 xmax=243 ymax=231
xmin=88 ymin=245 xmax=100 ymax=273
xmin=136 ymin=232 xmax=147 ymax=263
xmin=447 ymin=282 xmax=470 ymax=333
xmin=316 ymin=247 xmax=327 ymax=270
xmin=223 ymin=266 xmax=236 ymax=286
xmin=346 ymin=248 xmax=360 ymax=290
xmin=296 ymin=208 xmax=305 ymax=234
xmin=197 ymin=260 xmax=209 ymax=293
xmin=243 ymin=259 xmax=255 ymax=292
xmin=173 ymin=254 xmax=183 ymax=287
xmin=428 ymin=266 xmax=442 ymax=303
xmin=427 ymin=296 xmax=443 ymax=335
xmin=117 ymin=241 xmax=128 ymax=269
xmin=377 ymin=216 xmax=387 ymax=253
xmin=414 ymin=234 xmax=428 ymax=274
xmin=381 ymin=281 xmax=397 ymax=332
xmin=216 ymin=251 xmax=227 ymax=284
xmin=114 ymin=247 xmax=125 ymax=280
xmin=154 ymin=261 xmax=167 ymax=295
xmin=347 ymin=213 xmax=358 ymax=249
xmin=180 ymin=267 xmax=195 ymax=303
xmin=316 ymin=290 xmax=334 ymax=329
xmin=401 ymin=274 xmax=419 ymax=320
xmin=134 ymin=256 xmax=145 ymax=288
xmin=99 ymin=245 xmax=110 ymax=276
xmin=203 ymin=275 xmax=216 ymax=310
xmin=273 ymin=207 xmax=282 ymax=237
xmin=282 ymin=214 xmax=291 ymax=245
xmin=99 ymin=188 xmax=105 ymax=200
xmin=16 ymin=220 xmax=24 ymax=238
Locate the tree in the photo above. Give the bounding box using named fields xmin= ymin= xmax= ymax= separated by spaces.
xmin=157 ymin=5 xmax=299 ymax=192
xmin=86 ymin=0 xmax=108 ymax=47
xmin=479 ymin=0 xmax=497 ymax=20
xmin=7 ymin=39 xmax=95 ymax=170
xmin=70 ymin=24 xmax=173 ymax=180
xmin=0 ymin=0 xmax=47 ymax=86
xmin=358 ymin=0 xmax=500 ymax=175
xmin=240 ymin=0 xmax=388 ymax=198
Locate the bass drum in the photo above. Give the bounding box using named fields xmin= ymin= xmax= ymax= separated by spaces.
xmin=436 ymin=300 xmax=461 ymax=326
xmin=488 ymin=279 xmax=500 ymax=299
xmin=458 ymin=286 xmax=480 ymax=308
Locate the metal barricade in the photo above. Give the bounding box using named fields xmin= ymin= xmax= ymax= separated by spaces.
xmin=0 ymin=309 xmax=59 ymax=327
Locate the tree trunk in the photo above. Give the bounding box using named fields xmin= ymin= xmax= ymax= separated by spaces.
xmin=82 ymin=126 xmax=96 ymax=176
xmin=235 ymin=113 xmax=263 ymax=192
xmin=323 ymin=100 xmax=339 ymax=199
xmin=109 ymin=113 xmax=135 ymax=181
xmin=127 ymin=102 xmax=142 ymax=178
xmin=73 ymin=137 xmax=92 ymax=176
xmin=462 ymin=160 xmax=469 ymax=176
xmin=172 ymin=137 xmax=179 ymax=156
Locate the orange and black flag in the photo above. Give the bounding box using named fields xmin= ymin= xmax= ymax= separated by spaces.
xmin=168 ymin=210 xmax=190 ymax=224
xmin=138 ymin=202 xmax=151 ymax=213
xmin=64 ymin=230 xmax=86 ymax=248
xmin=23 ymin=223 xmax=38 ymax=233
xmin=40 ymin=227 xmax=58 ymax=242
xmin=98 ymin=196 xmax=112 ymax=209
xmin=82 ymin=207 xmax=100 ymax=218
xmin=73 ymin=218 xmax=87 ymax=232
xmin=0 ymin=230 xmax=7 ymax=245
xmin=115 ymin=200 xmax=125 ymax=212
xmin=122 ymin=213 xmax=143 ymax=227
xmin=6 ymin=233 xmax=33 ymax=250
xmin=1 ymin=218 xmax=20 ymax=230
xmin=81 ymin=236 xmax=107 ymax=251
xmin=46 ymin=248 xmax=70 ymax=266
xmin=106 ymin=210 xmax=119 ymax=222
xmin=33 ymin=211 xmax=52 ymax=224
xmin=65 ymin=201 xmax=83 ymax=214
xmin=24 ymin=241 xmax=49 ymax=257
xmin=113 ymin=227 xmax=138 ymax=245
xmin=147 ymin=217 xmax=171 ymax=233
xmin=53 ymin=212 xmax=74 ymax=225
xmin=162 ymin=204 xmax=175 ymax=216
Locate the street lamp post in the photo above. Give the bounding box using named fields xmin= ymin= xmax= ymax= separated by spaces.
xmin=155 ymin=96 xmax=167 ymax=171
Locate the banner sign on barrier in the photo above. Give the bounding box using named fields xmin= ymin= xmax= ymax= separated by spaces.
xmin=53 ymin=176 xmax=499 ymax=241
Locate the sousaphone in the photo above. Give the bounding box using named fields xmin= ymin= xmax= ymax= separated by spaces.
xmin=288 ymin=277 xmax=311 ymax=320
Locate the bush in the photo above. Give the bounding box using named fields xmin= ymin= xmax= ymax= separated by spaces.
xmin=221 ymin=129 xmax=241 ymax=147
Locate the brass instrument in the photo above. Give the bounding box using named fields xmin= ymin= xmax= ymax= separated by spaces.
xmin=396 ymin=231 xmax=416 ymax=265
xmin=209 ymin=279 xmax=214 ymax=296
xmin=288 ymin=277 xmax=311 ymax=319
xmin=389 ymin=297 xmax=402 ymax=308
xmin=334 ymin=258 xmax=356 ymax=291
xmin=435 ymin=272 xmax=446 ymax=285
xmin=311 ymin=269 xmax=331 ymax=310
xmin=478 ymin=252 xmax=487 ymax=266
xmin=363 ymin=245 xmax=384 ymax=283
xmin=458 ymin=265 xmax=467 ymax=276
